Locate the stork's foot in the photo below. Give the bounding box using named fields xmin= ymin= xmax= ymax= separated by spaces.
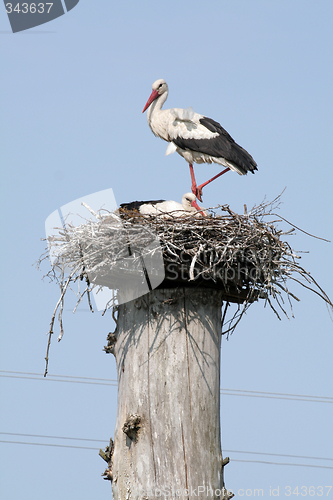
xmin=189 ymin=164 xmax=203 ymax=202
xmin=191 ymin=184 xmax=203 ymax=203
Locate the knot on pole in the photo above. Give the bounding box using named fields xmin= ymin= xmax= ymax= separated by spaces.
xmin=123 ymin=414 xmax=141 ymax=442
xmin=99 ymin=438 xmax=114 ymax=481
xmin=104 ymin=332 xmax=117 ymax=354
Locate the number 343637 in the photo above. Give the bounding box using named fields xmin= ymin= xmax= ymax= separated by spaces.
xmin=5 ymin=3 xmax=53 ymax=14
xmin=285 ymin=486 xmax=332 ymax=496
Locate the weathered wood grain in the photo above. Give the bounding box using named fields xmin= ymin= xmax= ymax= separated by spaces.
xmin=111 ymin=288 xmax=231 ymax=500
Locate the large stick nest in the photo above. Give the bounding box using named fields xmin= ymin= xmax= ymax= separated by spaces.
xmin=38 ymin=195 xmax=332 ymax=375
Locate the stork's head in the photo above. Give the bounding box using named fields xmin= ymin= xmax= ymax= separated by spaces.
xmin=182 ymin=193 xmax=206 ymax=215
xmin=143 ymin=79 xmax=168 ymax=113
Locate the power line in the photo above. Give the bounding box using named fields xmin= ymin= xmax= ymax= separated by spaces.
xmin=1 ymin=439 xmax=332 ymax=470
xmin=0 ymin=440 xmax=97 ymax=451
xmin=223 ymin=449 xmax=333 ymax=462
xmin=0 ymin=374 xmax=117 ymax=387
xmin=0 ymin=372 xmax=117 ymax=387
xmin=220 ymin=387 xmax=333 ymax=401
xmin=1 ymin=432 xmax=332 ymax=464
xmin=220 ymin=391 xmax=333 ymax=404
xmin=0 ymin=370 xmax=113 ymax=382
xmin=1 ymin=370 xmax=332 ymax=403
xmin=232 ymin=458 xmax=333 ymax=470
xmin=0 ymin=432 xmax=105 ymax=443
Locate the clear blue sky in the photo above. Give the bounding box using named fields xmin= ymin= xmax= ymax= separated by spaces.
xmin=1 ymin=1 xmax=332 ymax=498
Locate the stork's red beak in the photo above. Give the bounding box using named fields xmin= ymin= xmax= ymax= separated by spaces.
xmin=142 ymin=89 xmax=159 ymax=113
xmin=191 ymin=199 xmax=206 ymax=216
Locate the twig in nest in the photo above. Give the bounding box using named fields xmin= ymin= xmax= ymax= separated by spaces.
xmin=39 ymin=193 xmax=332 ymax=371
xmin=44 ymin=264 xmax=81 ymax=377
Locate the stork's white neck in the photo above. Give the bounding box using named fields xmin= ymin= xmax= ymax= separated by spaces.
xmin=146 ymin=91 xmax=170 ymax=141
xmin=147 ymin=90 xmax=168 ymax=124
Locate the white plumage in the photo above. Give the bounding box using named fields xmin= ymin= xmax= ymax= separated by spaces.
xmin=120 ymin=193 xmax=207 ymax=218
xmin=143 ymin=79 xmax=257 ymax=201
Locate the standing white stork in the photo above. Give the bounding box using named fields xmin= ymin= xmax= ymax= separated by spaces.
xmin=120 ymin=193 xmax=207 ymax=217
xmin=143 ymin=79 xmax=257 ymax=202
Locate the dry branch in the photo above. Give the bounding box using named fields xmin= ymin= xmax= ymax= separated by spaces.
xmin=37 ymin=195 xmax=332 ymax=372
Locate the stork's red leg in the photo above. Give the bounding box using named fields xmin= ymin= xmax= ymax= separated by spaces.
xmin=196 ymin=167 xmax=231 ymax=199
xmin=190 ymin=164 xmax=231 ymax=201
xmin=189 ymin=164 xmax=197 ymax=195
xmin=189 ymin=164 xmax=205 ymax=202
xmin=189 ymin=164 xmax=203 ymax=202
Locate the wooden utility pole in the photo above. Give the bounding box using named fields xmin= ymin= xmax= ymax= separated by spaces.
xmin=44 ymin=195 xmax=333 ymax=499
xmin=103 ymin=287 xmax=233 ymax=499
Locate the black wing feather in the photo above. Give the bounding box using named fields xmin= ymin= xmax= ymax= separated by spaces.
xmin=120 ymin=199 xmax=166 ymax=212
xmin=172 ymin=116 xmax=257 ymax=174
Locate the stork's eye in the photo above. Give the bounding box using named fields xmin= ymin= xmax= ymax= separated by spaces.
xmin=158 ymin=83 xmax=163 ymax=88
